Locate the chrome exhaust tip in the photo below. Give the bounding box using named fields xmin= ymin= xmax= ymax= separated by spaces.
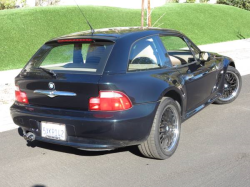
xmin=23 ymin=132 xmax=35 ymax=142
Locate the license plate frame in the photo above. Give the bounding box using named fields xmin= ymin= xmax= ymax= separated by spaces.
xmin=41 ymin=121 xmax=66 ymax=141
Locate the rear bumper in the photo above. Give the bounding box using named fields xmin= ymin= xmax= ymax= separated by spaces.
xmin=10 ymin=102 xmax=159 ymax=150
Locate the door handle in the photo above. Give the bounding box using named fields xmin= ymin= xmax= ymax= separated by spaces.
xmin=183 ymin=72 xmax=207 ymax=81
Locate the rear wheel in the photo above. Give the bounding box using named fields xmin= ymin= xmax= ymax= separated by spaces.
xmin=138 ymin=98 xmax=181 ymax=160
xmin=215 ymin=66 xmax=242 ymax=104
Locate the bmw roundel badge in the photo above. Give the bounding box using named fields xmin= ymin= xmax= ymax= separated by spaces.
xmin=48 ymin=82 xmax=55 ymax=90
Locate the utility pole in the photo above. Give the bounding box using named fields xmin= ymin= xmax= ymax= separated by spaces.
xmin=147 ymin=0 xmax=151 ymax=27
xmin=141 ymin=0 xmax=145 ymax=29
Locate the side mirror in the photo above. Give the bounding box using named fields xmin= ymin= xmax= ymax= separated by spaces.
xmin=199 ymin=52 xmax=210 ymax=61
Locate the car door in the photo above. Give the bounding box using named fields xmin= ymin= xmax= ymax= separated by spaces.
xmin=159 ymin=34 xmax=217 ymax=112
xmin=184 ymin=37 xmax=219 ymax=108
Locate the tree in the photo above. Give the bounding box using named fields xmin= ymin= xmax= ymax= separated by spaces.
xmin=141 ymin=0 xmax=152 ymax=28
xmin=141 ymin=0 xmax=144 ymax=28
xmin=0 ymin=0 xmax=17 ymax=10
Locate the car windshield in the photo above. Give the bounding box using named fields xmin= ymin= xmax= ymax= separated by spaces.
xmin=23 ymin=41 xmax=114 ymax=75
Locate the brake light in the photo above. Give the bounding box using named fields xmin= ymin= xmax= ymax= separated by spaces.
xmin=15 ymin=86 xmax=29 ymax=104
xmin=58 ymin=39 xmax=93 ymax=43
xmin=89 ymin=91 xmax=132 ymax=111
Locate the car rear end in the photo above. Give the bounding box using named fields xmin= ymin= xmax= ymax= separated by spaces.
xmin=10 ymin=36 xmax=157 ymax=150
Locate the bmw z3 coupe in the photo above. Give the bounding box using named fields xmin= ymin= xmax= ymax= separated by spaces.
xmin=10 ymin=27 xmax=242 ymax=159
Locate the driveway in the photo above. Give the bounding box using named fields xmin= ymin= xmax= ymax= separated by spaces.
xmin=199 ymin=38 xmax=250 ymax=76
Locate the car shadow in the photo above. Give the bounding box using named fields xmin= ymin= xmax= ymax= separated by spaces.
xmin=18 ymin=127 xmax=144 ymax=158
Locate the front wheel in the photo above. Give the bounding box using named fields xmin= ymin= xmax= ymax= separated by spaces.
xmin=138 ymin=98 xmax=181 ymax=160
xmin=215 ymin=66 xmax=242 ymax=104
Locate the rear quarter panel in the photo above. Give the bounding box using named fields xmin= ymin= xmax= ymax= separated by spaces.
xmin=99 ymin=69 xmax=183 ymax=105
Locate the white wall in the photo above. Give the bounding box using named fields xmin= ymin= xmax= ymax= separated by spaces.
xmin=25 ymin=0 xmax=36 ymax=7
xmin=23 ymin=0 xmax=218 ymax=8
xmin=179 ymin=0 xmax=217 ymax=3
xmin=59 ymin=0 xmax=167 ymax=9
xmin=208 ymin=0 xmax=217 ymax=4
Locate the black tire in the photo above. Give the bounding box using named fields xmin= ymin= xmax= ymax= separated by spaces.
xmin=214 ymin=66 xmax=242 ymax=104
xmin=138 ymin=97 xmax=181 ymax=160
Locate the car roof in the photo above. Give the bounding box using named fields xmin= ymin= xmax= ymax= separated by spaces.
xmin=47 ymin=27 xmax=183 ymax=43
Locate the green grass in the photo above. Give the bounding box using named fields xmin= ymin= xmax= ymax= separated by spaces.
xmin=1 ymin=4 xmax=250 ymax=71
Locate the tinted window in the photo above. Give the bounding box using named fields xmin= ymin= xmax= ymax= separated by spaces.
xmin=160 ymin=36 xmax=195 ymax=66
xmin=24 ymin=42 xmax=114 ymax=74
xmin=128 ymin=37 xmax=164 ymax=71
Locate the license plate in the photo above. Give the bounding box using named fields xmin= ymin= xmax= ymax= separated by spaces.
xmin=41 ymin=122 xmax=66 ymax=141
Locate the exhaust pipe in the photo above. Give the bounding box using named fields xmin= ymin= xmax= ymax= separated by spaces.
xmin=23 ymin=132 xmax=35 ymax=142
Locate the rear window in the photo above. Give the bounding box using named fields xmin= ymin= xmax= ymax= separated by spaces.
xmin=24 ymin=41 xmax=114 ymax=75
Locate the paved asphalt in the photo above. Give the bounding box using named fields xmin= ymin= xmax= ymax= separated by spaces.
xmin=0 ymin=75 xmax=250 ymax=187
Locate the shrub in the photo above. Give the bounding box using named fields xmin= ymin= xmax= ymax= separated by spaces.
xmin=217 ymin=0 xmax=250 ymax=11
xmin=200 ymin=0 xmax=210 ymax=3
xmin=186 ymin=0 xmax=196 ymax=3
xmin=35 ymin=0 xmax=60 ymax=6
xmin=166 ymin=0 xmax=179 ymax=2
xmin=0 ymin=0 xmax=16 ymax=10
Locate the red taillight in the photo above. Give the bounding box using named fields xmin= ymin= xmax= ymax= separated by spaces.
xmin=58 ymin=39 xmax=93 ymax=43
xmin=89 ymin=91 xmax=132 ymax=111
xmin=15 ymin=86 xmax=29 ymax=104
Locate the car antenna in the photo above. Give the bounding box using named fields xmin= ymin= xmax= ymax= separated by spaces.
xmin=74 ymin=0 xmax=95 ymax=35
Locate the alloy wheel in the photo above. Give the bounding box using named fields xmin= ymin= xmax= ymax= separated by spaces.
xmin=159 ymin=105 xmax=180 ymax=152
xmin=219 ymin=71 xmax=240 ymax=102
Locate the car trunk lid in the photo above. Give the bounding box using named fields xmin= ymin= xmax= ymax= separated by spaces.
xmin=16 ymin=74 xmax=100 ymax=110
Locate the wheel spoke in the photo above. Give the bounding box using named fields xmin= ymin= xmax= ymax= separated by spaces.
xmin=159 ymin=127 xmax=166 ymax=133
xmin=166 ymin=135 xmax=172 ymax=147
xmin=159 ymin=133 xmax=165 ymax=143
xmin=160 ymin=121 xmax=168 ymax=127
xmin=162 ymin=137 xmax=168 ymax=148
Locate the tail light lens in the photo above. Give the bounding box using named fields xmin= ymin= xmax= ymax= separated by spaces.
xmin=89 ymin=91 xmax=132 ymax=111
xmin=15 ymin=86 xmax=29 ymax=104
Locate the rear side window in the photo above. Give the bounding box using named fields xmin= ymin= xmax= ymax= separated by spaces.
xmin=128 ymin=36 xmax=165 ymax=71
xmin=160 ymin=36 xmax=188 ymax=50
xmin=24 ymin=41 xmax=114 ymax=74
